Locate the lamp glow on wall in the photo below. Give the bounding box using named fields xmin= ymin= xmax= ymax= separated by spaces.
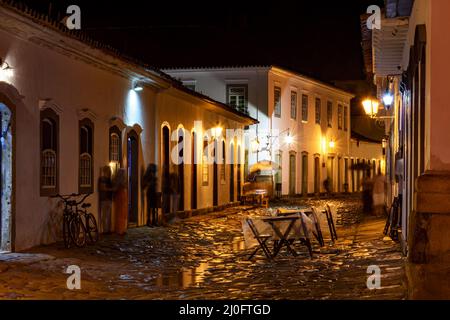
xmin=284 ymin=130 xmax=294 ymax=145
xmin=0 ymin=59 xmax=13 ymax=83
xmin=211 ymin=126 xmax=222 ymax=138
xmin=251 ymin=137 xmax=260 ymax=153
xmin=328 ymin=140 xmax=336 ymax=149
xmin=362 ymin=98 xmax=379 ymax=118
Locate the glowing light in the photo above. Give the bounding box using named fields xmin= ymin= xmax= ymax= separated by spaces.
xmin=133 ymin=82 xmax=143 ymax=92
xmin=362 ymin=98 xmax=379 ymax=117
xmin=383 ymin=92 xmax=394 ymax=106
xmin=251 ymin=138 xmax=260 ymax=153
xmin=108 ymin=161 xmax=119 ymax=178
xmin=0 ymin=61 xmax=13 ymax=83
xmin=125 ymin=90 xmax=143 ymax=126
xmin=285 ymin=134 xmax=293 ymax=145
xmin=329 ymin=140 xmax=336 ymax=149
xmin=212 ymin=126 xmax=222 ymax=138
xmin=321 ymin=137 xmax=327 ymax=154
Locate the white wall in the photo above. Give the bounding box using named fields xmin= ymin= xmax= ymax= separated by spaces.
xmin=268 ymin=68 xmax=353 ymax=195
xmin=0 ymin=17 xmax=247 ymax=250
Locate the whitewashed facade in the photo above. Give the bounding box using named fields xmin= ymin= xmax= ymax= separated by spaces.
xmin=0 ymin=4 xmax=254 ymax=251
xmin=165 ymin=66 xmax=360 ymax=195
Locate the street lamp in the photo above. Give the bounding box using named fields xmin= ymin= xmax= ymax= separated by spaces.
xmin=133 ymin=82 xmax=143 ymax=92
xmin=285 ymin=130 xmax=293 ymax=145
xmin=382 ymin=92 xmax=394 ymax=107
xmin=329 ymin=140 xmax=336 ymax=149
xmin=251 ymin=137 xmax=260 ymax=153
xmin=0 ymin=58 xmax=13 ymax=83
xmin=362 ymin=98 xmax=379 ymax=118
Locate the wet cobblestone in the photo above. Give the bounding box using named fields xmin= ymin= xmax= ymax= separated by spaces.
xmin=0 ymin=199 xmax=406 ymax=299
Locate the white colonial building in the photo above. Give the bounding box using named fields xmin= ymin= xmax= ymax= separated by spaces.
xmin=0 ymin=2 xmax=255 ymax=251
xmin=165 ymin=66 xmax=365 ymax=196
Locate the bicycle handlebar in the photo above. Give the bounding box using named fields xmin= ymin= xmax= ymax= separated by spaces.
xmin=52 ymin=193 xmax=92 ymax=207
xmin=74 ymin=193 xmax=91 ymax=206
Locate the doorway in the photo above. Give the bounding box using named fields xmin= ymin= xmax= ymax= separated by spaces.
xmin=327 ymin=157 xmax=334 ymax=193
xmin=0 ymin=103 xmax=12 ymax=252
xmin=162 ymin=126 xmax=170 ymax=213
xmin=191 ymin=131 xmax=197 ymax=210
xmin=229 ymin=143 xmax=234 ymax=202
xmin=237 ymin=146 xmax=241 ymax=201
xmin=177 ymin=129 xmax=184 ymax=211
xmin=302 ymin=153 xmax=308 ymax=196
xmin=289 ymin=153 xmax=296 ymax=195
xmin=127 ymin=131 xmax=139 ymax=225
xmin=213 ymin=139 xmax=218 ymax=206
xmin=314 ymin=156 xmax=320 ymax=194
xmin=337 ymin=157 xmax=342 ymax=192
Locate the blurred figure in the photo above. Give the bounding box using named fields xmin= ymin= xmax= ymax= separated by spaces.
xmin=98 ymin=166 xmax=114 ymax=233
xmin=362 ymin=169 xmax=374 ymax=214
xmin=169 ymin=171 xmax=179 ymax=213
xmin=113 ymin=168 xmax=128 ymax=235
xmin=372 ymin=173 xmax=386 ymax=216
xmin=142 ymin=164 xmax=159 ymax=226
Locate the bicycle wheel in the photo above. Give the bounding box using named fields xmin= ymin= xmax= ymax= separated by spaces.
xmin=69 ymin=215 xmax=87 ymax=247
xmin=62 ymin=213 xmax=72 ymax=249
xmin=85 ymin=213 xmax=99 ymax=244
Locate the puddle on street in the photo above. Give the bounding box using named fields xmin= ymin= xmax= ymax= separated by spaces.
xmin=230 ymin=237 xmax=245 ymax=252
xmin=154 ymin=262 xmax=209 ymax=289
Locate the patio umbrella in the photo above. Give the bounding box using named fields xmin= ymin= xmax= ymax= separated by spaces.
xmin=250 ymin=160 xmax=281 ymax=173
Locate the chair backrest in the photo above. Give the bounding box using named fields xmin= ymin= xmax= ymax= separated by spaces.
xmin=310 ymin=207 xmax=320 ymax=224
xmin=246 ymin=218 xmax=261 ymax=238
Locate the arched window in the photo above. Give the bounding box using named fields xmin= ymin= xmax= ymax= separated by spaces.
xmin=79 ymin=118 xmax=94 ymax=193
xmin=109 ymin=126 xmax=122 ymax=164
xmin=40 ymin=109 xmax=59 ymax=196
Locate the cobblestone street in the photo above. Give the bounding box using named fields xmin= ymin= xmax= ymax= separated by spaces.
xmin=0 ymin=198 xmax=407 ymax=300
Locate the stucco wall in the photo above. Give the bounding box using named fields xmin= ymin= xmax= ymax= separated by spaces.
xmin=268 ymin=69 xmax=353 ymax=195
xmin=0 ymin=22 xmax=247 ymax=251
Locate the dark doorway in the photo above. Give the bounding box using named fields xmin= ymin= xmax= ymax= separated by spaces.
xmin=229 ymin=143 xmax=234 ymax=202
xmin=191 ymin=131 xmax=197 ymax=210
xmin=0 ymin=102 xmax=12 ymax=252
xmin=314 ymin=156 xmax=320 ymax=194
xmin=213 ymin=139 xmax=218 ymax=206
xmin=351 ymin=158 xmax=355 ymax=192
xmin=162 ymin=126 xmax=170 ymax=214
xmin=302 ymin=153 xmax=308 ymax=196
xmin=127 ymin=131 xmax=139 ymax=225
xmin=337 ymin=157 xmax=342 ymax=192
xmin=289 ymin=153 xmax=296 ymax=195
xmin=237 ymin=145 xmax=241 ymax=201
xmin=177 ymin=128 xmax=184 ymax=211
xmin=327 ymin=157 xmax=334 ymax=193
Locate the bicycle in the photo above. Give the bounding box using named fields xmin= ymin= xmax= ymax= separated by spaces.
xmin=69 ymin=193 xmax=99 ymax=247
xmin=384 ymin=197 xmax=400 ymax=240
xmin=78 ymin=199 xmax=99 ymax=244
xmin=52 ymin=193 xmax=79 ymax=248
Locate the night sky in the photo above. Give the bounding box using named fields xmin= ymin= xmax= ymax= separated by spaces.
xmin=15 ymin=0 xmax=384 ymax=82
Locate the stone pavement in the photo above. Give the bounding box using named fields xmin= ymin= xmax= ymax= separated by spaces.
xmin=0 ymin=199 xmax=407 ymax=299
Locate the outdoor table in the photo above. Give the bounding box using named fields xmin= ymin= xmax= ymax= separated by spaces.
xmin=242 ymin=190 xmax=266 ymax=206
xmin=276 ymin=207 xmax=324 ymax=246
xmin=277 ymin=206 xmax=338 ymax=245
xmin=261 ymin=214 xmax=313 ymax=258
